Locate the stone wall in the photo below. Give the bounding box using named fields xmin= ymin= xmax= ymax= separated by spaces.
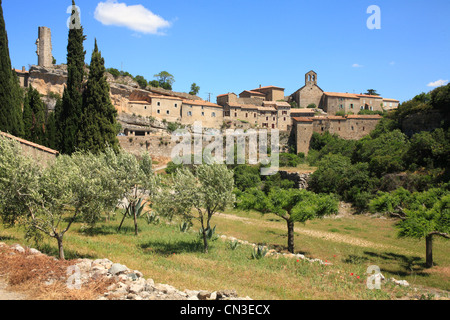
xmin=279 ymin=171 xmax=311 ymax=189
xmin=0 ymin=132 xmax=58 ymax=166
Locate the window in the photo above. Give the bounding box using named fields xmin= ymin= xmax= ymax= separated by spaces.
xmin=175 ymin=104 xmax=178 ymax=108
xmin=187 ymin=111 xmax=192 ymax=116
xmin=157 ymin=110 xmax=161 ymax=114
xmin=284 ymin=117 xmax=286 ymax=121
xmin=144 ymin=106 xmax=147 ymax=110
xmin=201 ymin=112 xmax=205 ymax=116
xmin=245 ymin=113 xmax=248 ymax=118
xmin=234 ymin=113 xmax=237 ymax=117
xmin=254 ymin=113 xmax=257 ymax=118
xmin=351 ymin=126 xmax=354 ymax=131
xmin=339 ymin=104 xmax=344 ymax=109
xmin=266 ymin=117 xmax=269 ymax=121
xmin=166 ymin=110 xmax=170 ymax=115
xmin=212 ymin=112 xmax=216 ymax=117
xmin=350 ymin=104 xmax=354 ymax=109
xmin=157 ymin=102 xmax=161 ymax=106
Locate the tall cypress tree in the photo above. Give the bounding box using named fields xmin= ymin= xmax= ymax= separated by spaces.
xmin=57 ymin=0 xmax=86 ymax=154
xmin=0 ymin=0 xmax=24 ymax=137
xmin=78 ymin=39 xmax=119 ymax=154
xmin=22 ymin=86 xmax=46 ymax=144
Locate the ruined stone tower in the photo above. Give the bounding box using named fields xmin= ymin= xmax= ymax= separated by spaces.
xmin=36 ymin=27 xmax=52 ymax=67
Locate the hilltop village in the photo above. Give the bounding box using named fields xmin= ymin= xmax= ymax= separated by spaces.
xmin=15 ymin=26 xmax=400 ymax=156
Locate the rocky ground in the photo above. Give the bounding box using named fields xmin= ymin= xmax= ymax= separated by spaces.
xmin=0 ymin=242 xmax=251 ymax=301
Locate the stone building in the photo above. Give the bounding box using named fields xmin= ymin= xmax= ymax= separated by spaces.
xmin=290 ymin=70 xmax=324 ymax=108
xmin=290 ymin=71 xmax=399 ymax=115
xmin=36 ymin=27 xmax=53 ymax=68
xmin=217 ymin=86 xmax=291 ymax=131
xmin=181 ymin=99 xmax=224 ymax=128
xmin=292 ymin=114 xmax=382 ymax=155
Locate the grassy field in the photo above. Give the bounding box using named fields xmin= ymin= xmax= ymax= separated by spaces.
xmin=0 ymin=206 xmax=448 ymax=300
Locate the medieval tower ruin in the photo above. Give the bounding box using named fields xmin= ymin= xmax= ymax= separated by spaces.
xmin=36 ymin=26 xmax=52 ymax=67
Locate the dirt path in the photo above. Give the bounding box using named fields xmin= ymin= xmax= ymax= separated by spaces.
xmin=216 ymin=212 xmax=406 ymax=252
xmin=0 ymin=279 xmax=27 ymax=300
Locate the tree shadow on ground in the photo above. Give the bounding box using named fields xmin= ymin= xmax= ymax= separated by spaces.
xmin=346 ymin=251 xmax=429 ymax=277
xmin=140 ymin=240 xmax=205 ymax=256
xmin=0 ymin=235 xmax=17 ymax=242
xmin=37 ymin=243 xmax=96 ymax=261
xmin=76 ymin=224 xmax=135 ymax=237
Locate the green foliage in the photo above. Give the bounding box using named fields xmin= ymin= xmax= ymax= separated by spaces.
xmin=233 ymin=165 xmax=261 ymax=191
xmin=155 ymin=164 xmax=235 ymax=253
xmin=189 ymin=83 xmax=200 ymax=96
xmin=77 ymin=40 xmax=119 ymax=154
xmin=358 ymin=109 xmax=385 ymax=116
xmin=22 ymin=86 xmax=46 ymax=145
xmin=227 ymin=240 xmax=240 ymax=251
xmin=430 ymin=83 xmax=450 ymax=110
xmin=279 ymin=152 xmax=304 ymax=167
xmin=238 ymin=187 xmax=338 ymax=252
xmin=364 ymin=89 xmax=380 ymax=96
xmin=370 ymin=187 xmax=449 ymax=238
xmin=0 ymin=3 xmax=24 ymax=137
xmin=134 ymin=75 xmax=148 ymax=89
xmin=57 ymin=13 xmax=86 ymax=154
xmin=179 ymin=221 xmax=191 ymax=233
xmin=353 ymin=130 xmax=409 ymax=177
xmin=307 ymin=103 xmax=316 ymax=109
xmin=154 ymin=71 xmax=175 ymax=90
xmin=252 ymin=245 xmax=268 ymax=260
xmin=106 ymin=67 xmax=120 ymax=78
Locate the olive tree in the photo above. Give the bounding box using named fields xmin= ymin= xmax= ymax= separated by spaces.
xmin=370 ymin=188 xmax=449 ymax=268
xmin=0 ymin=137 xmax=116 ymax=259
xmin=107 ymin=150 xmax=159 ymax=236
xmin=155 ymin=164 xmax=235 ymax=253
xmin=238 ymin=188 xmax=339 ymax=253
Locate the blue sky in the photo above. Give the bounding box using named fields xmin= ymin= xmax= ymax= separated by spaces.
xmin=3 ymin=0 xmax=450 ymax=102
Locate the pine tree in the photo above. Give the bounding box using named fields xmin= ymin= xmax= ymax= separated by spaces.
xmin=77 ymin=39 xmax=119 ymax=154
xmin=45 ymin=111 xmax=57 ymax=150
xmin=22 ymin=86 xmax=46 ymax=144
xmin=0 ymin=0 xmax=24 ymax=137
xmin=57 ymin=0 xmax=86 ymax=154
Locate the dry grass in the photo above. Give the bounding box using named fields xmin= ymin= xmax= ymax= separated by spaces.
xmin=0 ymin=246 xmax=113 ymax=300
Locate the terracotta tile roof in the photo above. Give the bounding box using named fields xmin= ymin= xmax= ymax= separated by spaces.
xmin=240 ymin=90 xmax=266 ymax=96
xmin=251 ymin=85 xmax=285 ymax=91
xmin=292 ymin=117 xmax=313 ymax=122
xmin=290 ymin=108 xmax=315 ymax=113
xmin=183 ymin=100 xmax=222 ymax=108
xmin=356 ymin=94 xmax=383 ymax=99
xmin=383 ymin=98 xmax=399 ymax=102
xmin=149 ymin=95 xmax=182 ymax=101
xmin=13 ymin=69 xmax=29 ymax=74
xmin=0 ymin=131 xmax=59 ymax=155
xmin=324 ymin=92 xmax=360 ymax=99
xmin=128 ymin=100 xmax=151 ymax=105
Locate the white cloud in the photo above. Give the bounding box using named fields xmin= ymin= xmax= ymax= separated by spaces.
xmin=352 ymin=63 xmax=363 ymax=68
xmin=94 ymin=1 xmax=171 ymax=35
xmin=427 ymin=79 xmax=448 ymax=87
xmin=389 ymin=61 xmax=395 ymax=66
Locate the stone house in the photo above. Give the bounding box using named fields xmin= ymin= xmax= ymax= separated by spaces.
xmin=290 ymin=71 xmax=399 ymax=115
xmin=290 ymin=70 xmax=324 ymax=108
xmin=181 ymin=100 xmax=224 ymax=128
xmin=293 ymin=114 xmax=382 ymax=155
